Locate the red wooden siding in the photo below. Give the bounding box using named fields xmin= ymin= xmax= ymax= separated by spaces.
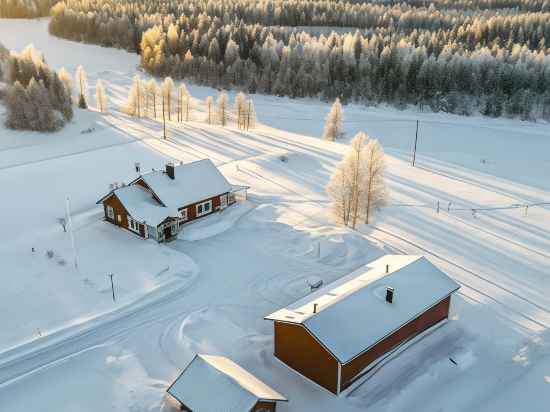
xmin=340 ymin=295 xmax=451 ymax=391
xmin=273 ymin=321 xmax=339 ymax=394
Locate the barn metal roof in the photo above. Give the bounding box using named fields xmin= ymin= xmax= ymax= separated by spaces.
xmin=167 ymin=354 xmax=287 ymax=411
xmin=265 ymin=255 xmax=460 ymax=363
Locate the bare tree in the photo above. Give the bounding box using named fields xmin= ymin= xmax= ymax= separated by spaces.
xmin=206 ymin=96 xmax=214 ymax=124
xmin=75 ymin=65 xmax=88 ymax=109
xmin=162 ymin=77 xmax=174 ymax=120
xmin=95 ymin=79 xmax=108 ymax=112
xmin=217 ymin=91 xmax=228 ymax=126
xmin=326 ymin=132 xmax=385 ymax=228
xmin=361 ymin=138 xmax=387 ymax=224
xmin=146 ymin=79 xmax=158 ymax=118
xmin=235 ymin=91 xmax=246 ymax=129
xmin=245 ymin=98 xmax=256 ymax=130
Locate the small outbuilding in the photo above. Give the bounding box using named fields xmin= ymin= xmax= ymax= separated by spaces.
xmin=167 ymin=354 xmax=288 ymax=412
xmin=97 ymin=159 xmax=248 ymax=242
xmin=265 ymin=255 xmax=460 ymax=395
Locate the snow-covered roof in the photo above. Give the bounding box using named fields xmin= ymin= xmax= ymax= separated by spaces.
xmin=114 ymin=185 xmax=178 ymax=226
xmin=140 ymin=159 xmax=233 ymax=209
xmin=167 ymin=354 xmax=287 ymax=411
xmin=265 ymin=255 xmax=460 ymax=363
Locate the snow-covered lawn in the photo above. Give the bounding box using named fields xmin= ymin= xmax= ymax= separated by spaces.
xmin=0 ymin=17 xmax=549 ymax=412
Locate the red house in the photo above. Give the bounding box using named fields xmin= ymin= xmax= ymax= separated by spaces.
xmin=97 ymin=159 xmax=247 ymax=242
xmin=265 ymin=255 xmax=460 ymax=395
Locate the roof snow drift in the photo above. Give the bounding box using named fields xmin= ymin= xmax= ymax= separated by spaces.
xmin=113 ymin=185 xmax=178 ymax=226
xmin=97 ymin=159 xmax=243 ymax=226
xmin=140 ymin=159 xmax=232 ymax=208
xmin=265 ymin=255 xmax=460 ymax=363
xmin=167 ymin=354 xmax=287 ymax=412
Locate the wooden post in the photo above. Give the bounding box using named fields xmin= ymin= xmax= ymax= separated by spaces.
xmin=162 ymin=94 xmax=167 ymax=140
xmin=412 ymin=120 xmax=419 ymax=167
xmin=108 ymin=274 xmax=115 ymax=302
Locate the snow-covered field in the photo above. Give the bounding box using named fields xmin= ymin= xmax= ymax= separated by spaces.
xmin=0 ymin=18 xmax=549 ymax=412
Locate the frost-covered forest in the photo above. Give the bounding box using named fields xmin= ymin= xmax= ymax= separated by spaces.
xmin=0 ymin=0 xmax=54 ymax=18
xmin=40 ymin=0 xmax=550 ymax=119
xmin=0 ymin=45 xmax=73 ymax=131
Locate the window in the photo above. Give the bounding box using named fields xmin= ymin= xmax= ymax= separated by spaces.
xmin=106 ymin=205 xmax=115 ymax=219
xmin=196 ymin=200 xmax=212 ymax=217
xmin=117 ymin=214 xmax=122 ymax=223
xmin=170 ymin=223 xmax=178 ymax=235
xmin=220 ymin=194 xmax=228 ymax=208
xmin=228 ymin=192 xmax=236 ymax=204
xmin=128 ymin=217 xmax=141 ymax=233
xmin=179 ymin=208 xmax=188 ymax=221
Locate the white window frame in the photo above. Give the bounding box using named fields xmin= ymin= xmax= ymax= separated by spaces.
xmin=128 ymin=217 xmax=141 ymax=233
xmin=179 ymin=208 xmax=188 ymax=221
xmin=220 ymin=194 xmax=228 ymax=209
xmin=106 ymin=205 xmax=115 ymax=219
xmin=228 ymin=192 xmax=236 ymax=204
xmin=196 ymin=200 xmax=212 ymax=217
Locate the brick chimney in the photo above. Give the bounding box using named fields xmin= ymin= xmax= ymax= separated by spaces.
xmin=166 ymin=162 xmax=175 ymax=180
xmin=386 ymin=287 xmax=394 ymax=304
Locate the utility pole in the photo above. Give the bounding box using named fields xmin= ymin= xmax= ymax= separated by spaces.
xmin=65 ymin=196 xmax=78 ymax=270
xmin=162 ymin=93 xmax=167 ymax=140
xmin=108 ymin=274 xmax=116 ymax=302
xmin=412 ymin=120 xmax=419 ymax=167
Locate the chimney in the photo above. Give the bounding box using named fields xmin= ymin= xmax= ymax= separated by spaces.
xmin=386 ymin=287 xmax=394 ymax=304
xmin=386 ymin=264 xmax=390 ymax=273
xmin=313 ymin=303 xmax=318 ymax=314
xmin=166 ymin=162 xmax=175 ymax=180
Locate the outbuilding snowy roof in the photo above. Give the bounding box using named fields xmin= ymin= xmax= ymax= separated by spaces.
xmin=140 ymin=159 xmax=233 ymax=209
xmin=114 ymin=185 xmax=178 ymax=226
xmin=167 ymin=354 xmax=287 ymax=412
xmin=265 ymin=255 xmax=460 ymax=364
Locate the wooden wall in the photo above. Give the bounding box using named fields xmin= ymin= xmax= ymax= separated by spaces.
xmin=340 ymin=295 xmax=451 ymax=391
xmin=251 ymin=400 xmax=277 ymax=411
xmin=274 ymin=321 xmax=339 ymax=394
xmin=102 ymin=194 xmax=146 ymax=238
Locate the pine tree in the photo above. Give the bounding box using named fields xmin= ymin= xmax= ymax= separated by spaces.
xmin=322 ymin=98 xmax=343 ymax=141
xmin=58 ymin=67 xmax=73 ymax=101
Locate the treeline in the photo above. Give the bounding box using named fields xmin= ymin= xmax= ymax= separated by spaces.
xmin=48 ymin=0 xmax=550 ymax=119
xmin=0 ymin=0 xmax=55 ymax=18
xmin=2 ymin=46 xmax=73 ymax=131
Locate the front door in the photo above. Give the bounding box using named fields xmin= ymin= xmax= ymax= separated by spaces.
xmin=163 ymin=225 xmax=172 ymax=240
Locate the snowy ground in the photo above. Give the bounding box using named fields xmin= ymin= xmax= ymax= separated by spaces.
xmin=0 ymin=18 xmax=549 ymax=412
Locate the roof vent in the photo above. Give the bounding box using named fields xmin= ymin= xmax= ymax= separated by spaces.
xmin=166 ymin=162 xmax=175 ymax=180
xmin=386 ymin=264 xmax=390 ymax=273
xmin=135 ymin=162 xmax=141 ymax=173
xmin=386 ymin=287 xmax=394 ymax=304
xmin=313 ymin=303 xmax=318 ymax=314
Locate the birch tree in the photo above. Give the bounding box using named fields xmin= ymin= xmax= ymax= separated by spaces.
xmin=146 ymin=79 xmax=158 ymax=118
xmin=245 ymin=98 xmax=256 ymax=130
xmin=217 ymin=91 xmax=228 ymax=126
xmin=361 ymin=139 xmax=387 ymax=224
xmin=322 ymin=98 xmax=343 ymax=141
xmin=235 ymin=92 xmax=246 ymax=129
xmin=162 ymin=77 xmax=174 ymax=121
xmin=206 ymin=96 xmax=214 ymax=124
xmin=179 ymin=84 xmax=190 ymax=121
xmin=95 ymin=79 xmax=107 ymax=112
xmin=75 ymin=65 xmax=88 ymax=109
